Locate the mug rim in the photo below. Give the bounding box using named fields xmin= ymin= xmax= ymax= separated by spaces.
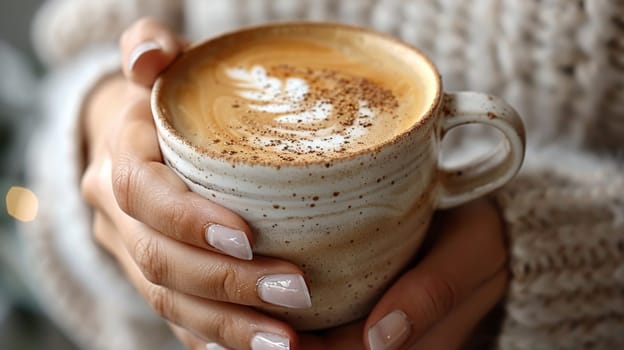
xmin=152 ymin=21 xmax=443 ymax=167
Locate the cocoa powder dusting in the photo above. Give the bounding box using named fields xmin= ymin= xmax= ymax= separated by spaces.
xmin=230 ymin=64 xmax=401 ymax=161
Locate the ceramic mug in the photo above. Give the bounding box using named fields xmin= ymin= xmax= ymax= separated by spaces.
xmin=151 ymin=22 xmax=525 ymax=330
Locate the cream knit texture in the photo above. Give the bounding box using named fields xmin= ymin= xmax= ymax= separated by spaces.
xmin=496 ymin=146 xmax=624 ymax=350
xmin=27 ymin=0 xmax=624 ymax=349
xmin=32 ymin=0 xmax=184 ymax=67
xmin=185 ymin=0 xmax=624 ymax=150
xmin=26 ymin=46 xmax=177 ymax=350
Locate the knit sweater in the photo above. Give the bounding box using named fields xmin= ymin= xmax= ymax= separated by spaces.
xmin=24 ymin=0 xmax=624 ymax=349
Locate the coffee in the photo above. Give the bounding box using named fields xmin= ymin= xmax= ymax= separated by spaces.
xmin=157 ymin=27 xmax=433 ymax=164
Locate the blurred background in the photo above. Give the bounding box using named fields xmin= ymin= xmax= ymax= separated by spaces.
xmin=0 ymin=0 xmax=79 ymax=348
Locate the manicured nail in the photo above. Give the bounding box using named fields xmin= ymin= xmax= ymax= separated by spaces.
xmin=205 ymin=343 xmax=228 ymax=350
xmin=251 ymin=332 xmax=290 ymax=350
xmin=257 ymin=274 xmax=312 ymax=308
xmin=205 ymin=224 xmax=253 ymax=260
xmin=368 ymin=310 xmax=411 ymax=350
xmin=128 ymin=40 xmax=161 ymax=71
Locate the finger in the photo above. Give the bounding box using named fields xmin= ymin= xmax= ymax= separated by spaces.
xmin=89 ymin=130 xmax=310 ymax=308
xmin=110 ymin=233 xmax=298 ymax=350
xmin=93 ymin=191 xmax=302 ymax=349
xmin=119 ymin=217 xmax=310 ymax=309
xmin=169 ymin=323 xmax=213 ymax=350
xmin=111 ymin=98 xmax=255 ymax=260
xmin=81 ymin=155 xmax=112 ymax=209
xmin=365 ymin=199 xmax=507 ymax=350
xmin=205 ymin=342 xmax=230 ymax=350
xmin=299 ymin=321 xmax=366 ymax=350
xmin=94 ymin=181 xmax=309 ymax=310
xmin=411 ymin=269 xmax=507 ymax=350
xmin=120 ymin=17 xmax=187 ymax=86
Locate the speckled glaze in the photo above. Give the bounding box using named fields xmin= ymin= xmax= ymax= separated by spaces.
xmin=152 ymin=23 xmax=525 ymax=330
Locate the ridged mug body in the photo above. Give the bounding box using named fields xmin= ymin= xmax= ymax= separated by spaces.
xmin=155 ymin=106 xmax=441 ymax=330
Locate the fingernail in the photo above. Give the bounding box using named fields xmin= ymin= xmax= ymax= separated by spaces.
xmin=368 ymin=310 xmax=411 ymax=350
xmin=206 ymin=343 xmax=228 ymax=350
xmin=128 ymin=40 xmax=161 ymax=71
xmin=205 ymin=224 xmax=253 ymax=260
xmin=257 ymin=274 xmax=312 ymax=308
xmin=251 ymin=332 xmax=290 ymax=350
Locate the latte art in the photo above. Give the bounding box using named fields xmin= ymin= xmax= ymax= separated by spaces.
xmin=225 ymin=64 xmax=396 ymax=156
xmin=161 ymin=32 xmax=428 ymax=164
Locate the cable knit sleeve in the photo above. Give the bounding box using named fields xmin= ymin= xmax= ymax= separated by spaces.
xmin=23 ymin=46 xmax=180 ymax=350
xmin=31 ymin=0 xmax=183 ymax=67
xmin=494 ymin=145 xmax=624 ymax=350
xmin=22 ymin=2 xmax=187 ymax=349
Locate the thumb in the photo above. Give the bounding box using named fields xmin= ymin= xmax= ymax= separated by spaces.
xmin=120 ymin=17 xmax=187 ymax=87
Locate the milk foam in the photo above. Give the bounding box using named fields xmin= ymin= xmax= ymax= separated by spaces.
xmin=162 ymin=34 xmax=428 ymax=164
xmin=226 ymin=65 xmax=377 ymax=153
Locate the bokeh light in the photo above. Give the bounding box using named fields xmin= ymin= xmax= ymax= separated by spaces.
xmin=5 ymin=186 xmax=38 ymax=222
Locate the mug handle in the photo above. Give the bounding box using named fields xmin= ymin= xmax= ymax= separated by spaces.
xmin=436 ymin=91 xmax=526 ymax=209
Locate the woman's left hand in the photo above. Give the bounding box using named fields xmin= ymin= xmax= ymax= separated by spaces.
xmin=286 ymin=198 xmax=508 ymax=350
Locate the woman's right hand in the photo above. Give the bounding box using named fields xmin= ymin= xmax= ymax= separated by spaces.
xmin=80 ymin=18 xmax=310 ymax=350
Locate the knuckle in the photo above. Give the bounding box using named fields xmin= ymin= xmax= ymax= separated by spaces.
xmin=416 ymin=275 xmax=458 ymax=323
xmin=146 ymin=284 xmax=176 ymax=320
xmin=133 ymin=236 xmax=168 ymax=286
xmin=219 ymin=267 xmax=243 ymax=302
xmin=205 ymin=313 xmax=230 ymax=344
xmin=167 ymin=200 xmax=189 ymax=240
xmin=111 ymin=155 xmax=137 ymax=216
xmin=203 ymin=263 xmax=243 ymax=302
xmin=80 ymin=166 xmax=98 ymax=206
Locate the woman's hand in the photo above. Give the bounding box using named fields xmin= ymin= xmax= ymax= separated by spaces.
xmin=293 ymin=199 xmax=508 ymax=350
xmin=80 ymin=18 xmax=309 ymax=349
xmin=364 ymin=199 xmax=507 ymax=350
xmin=81 ymin=18 xmax=508 ymax=350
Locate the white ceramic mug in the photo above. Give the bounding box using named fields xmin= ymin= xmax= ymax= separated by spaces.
xmin=152 ymin=23 xmax=525 ymax=330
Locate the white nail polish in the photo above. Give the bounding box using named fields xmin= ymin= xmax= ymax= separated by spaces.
xmin=128 ymin=41 xmax=161 ymax=71
xmin=257 ymin=274 xmax=312 ymax=309
xmin=206 ymin=342 xmax=228 ymax=350
xmin=368 ymin=310 xmax=411 ymax=350
xmin=205 ymin=224 xmax=253 ymax=260
xmin=251 ymin=332 xmax=290 ymax=350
